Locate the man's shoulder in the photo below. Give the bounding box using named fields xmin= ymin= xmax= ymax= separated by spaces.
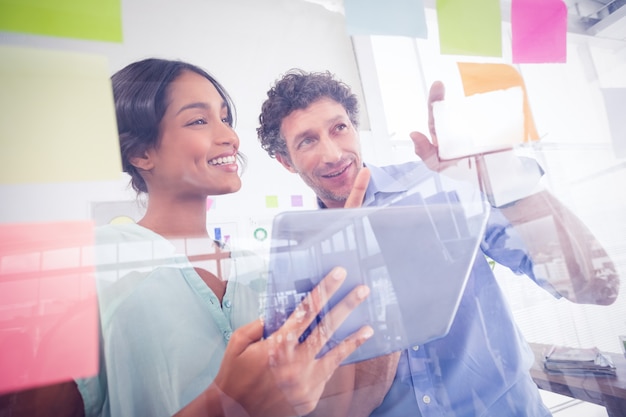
xmin=367 ymin=160 xmax=433 ymax=185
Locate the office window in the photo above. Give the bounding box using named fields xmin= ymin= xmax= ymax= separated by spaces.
xmin=358 ymin=8 xmax=626 ymax=354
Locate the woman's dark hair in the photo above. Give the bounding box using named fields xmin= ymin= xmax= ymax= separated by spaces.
xmin=257 ymin=69 xmax=359 ymax=160
xmin=111 ymin=58 xmax=238 ymax=194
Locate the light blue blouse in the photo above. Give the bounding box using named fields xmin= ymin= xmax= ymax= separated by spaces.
xmin=76 ymin=224 xmax=264 ymax=417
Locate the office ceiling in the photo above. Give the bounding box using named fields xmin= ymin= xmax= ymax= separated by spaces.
xmin=565 ymin=0 xmax=626 ymax=40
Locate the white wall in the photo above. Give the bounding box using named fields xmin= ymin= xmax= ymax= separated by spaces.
xmin=0 ymin=0 xmax=371 ymax=250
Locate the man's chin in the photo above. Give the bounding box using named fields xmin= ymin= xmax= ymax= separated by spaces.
xmin=318 ymin=191 xmax=350 ymax=208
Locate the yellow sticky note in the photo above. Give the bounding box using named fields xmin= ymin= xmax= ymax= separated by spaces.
xmin=0 ymin=0 xmax=123 ymax=42
xmin=266 ymin=195 xmax=279 ymax=209
xmin=0 ymin=46 xmax=121 ymax=184
xmin=437 ymin=0 xmax=502 ymax=57
xmin=457 ymin=62 xmax=539 ymax=142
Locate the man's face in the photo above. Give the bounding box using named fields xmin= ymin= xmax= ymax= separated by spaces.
xmin=277 ymin=97 xmax=362 ymax=208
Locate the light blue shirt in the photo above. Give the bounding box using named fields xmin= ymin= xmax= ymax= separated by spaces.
xmin=359 ymin=162 xmax=554 ymax=417
xmin=76 ymin=224 xmax=264 ymax=417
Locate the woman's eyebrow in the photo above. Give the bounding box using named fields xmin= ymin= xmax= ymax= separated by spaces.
xmin=176 ymin=100 xmax=227 ymax=115
xmin=176 ymin=102 xmax=209 ymax=115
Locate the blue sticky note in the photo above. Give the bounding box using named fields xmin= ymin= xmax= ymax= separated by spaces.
xmin=345 ymin=0 xmax=427 ymax=38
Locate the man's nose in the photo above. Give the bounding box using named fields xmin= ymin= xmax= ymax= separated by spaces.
xmin=318 ymin=135 xmax=342 ymax=163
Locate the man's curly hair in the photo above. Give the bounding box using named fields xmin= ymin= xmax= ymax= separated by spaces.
xmin=257 ymin=69 xmax=359 ymax=159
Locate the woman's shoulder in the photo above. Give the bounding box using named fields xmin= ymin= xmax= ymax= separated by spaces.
xmin=95 ymin=223 xmax=160 ymax=243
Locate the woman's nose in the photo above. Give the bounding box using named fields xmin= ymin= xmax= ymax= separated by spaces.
xmin=214 ymin=123 xmax=239 ymax=146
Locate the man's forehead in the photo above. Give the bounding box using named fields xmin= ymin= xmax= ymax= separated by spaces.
xmin=282 ymin=98 xmax=347 ymax=129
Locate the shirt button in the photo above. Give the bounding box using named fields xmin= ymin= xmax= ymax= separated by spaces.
xmin=422 ymin=395 xmax=431 ymax=404
xmin=223 ymin=331 xmax=231 ymax=341
xmin=223 ymin=300 xmax=232 ymax=308
xmin=412 ymin=345 xmax=420 ymax=351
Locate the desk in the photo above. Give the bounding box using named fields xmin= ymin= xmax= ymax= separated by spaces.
xmin=529 ymin=342 xmax=626 ymax=417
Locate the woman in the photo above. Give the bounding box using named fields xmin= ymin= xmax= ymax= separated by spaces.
xmin=72 ymin=58 xmax=374 ymax=417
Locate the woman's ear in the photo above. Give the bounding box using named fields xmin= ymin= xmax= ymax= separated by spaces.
xmin=276 ymin=153 xmax=297 ymax=173
xmin=129 ymin=150 xmax=154 ymax=172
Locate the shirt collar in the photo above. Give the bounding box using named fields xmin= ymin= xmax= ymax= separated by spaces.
xmin=316 ymin=163 xmax=415 ymax=209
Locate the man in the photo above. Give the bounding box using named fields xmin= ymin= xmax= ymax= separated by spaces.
xmin=257 ymin=69 xmax=620 ymax=416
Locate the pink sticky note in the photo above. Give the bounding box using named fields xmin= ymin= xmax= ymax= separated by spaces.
xmin=0 ymin=221 xmax=99 ymax=394
xmin=512 ymin=0 xmax=567 ymax=63
xmin=291 ymin=195 xmax=304 ymax=207
xmin=206 ymin=197 xmax=214 ymax=211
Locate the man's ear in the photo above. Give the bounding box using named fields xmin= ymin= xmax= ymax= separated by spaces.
xmin=129 ymin=150 xmax=155 ymax=172
xmin=276 ymin=153 xmax=297 ymax=173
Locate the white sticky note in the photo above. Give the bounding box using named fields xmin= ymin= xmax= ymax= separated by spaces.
xmin=433 ymin=87 xmax=525 ymax=160
xmin=480 ymin=150 xmax=544 ymax=207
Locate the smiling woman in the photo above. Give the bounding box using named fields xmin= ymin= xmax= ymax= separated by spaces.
xmin=0 ymin=58 xmax=376 ymax=417
xmin=74 ymin=58 xmax=376 ymax=417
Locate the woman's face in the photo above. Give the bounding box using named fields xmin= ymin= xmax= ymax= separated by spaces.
xmin=140 ymin=70 xmax=241 ymax=198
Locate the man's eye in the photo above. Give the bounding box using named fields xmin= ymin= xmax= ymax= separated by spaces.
xmin=336 ymin=123 xmax=347 ymax=131
xmin=299 ymin=138 xmax=314 ymax=147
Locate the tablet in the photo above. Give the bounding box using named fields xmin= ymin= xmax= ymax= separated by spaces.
xmin=262 ymin=191 xmax=489 ymax=364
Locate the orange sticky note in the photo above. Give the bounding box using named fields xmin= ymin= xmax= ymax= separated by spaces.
xmin=0 ymin=221 xmax=99 ymax=393
xmin=457 ymin=62 xmax=539 ymax=142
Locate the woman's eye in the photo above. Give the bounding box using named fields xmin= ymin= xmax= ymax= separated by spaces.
xmin=221 ymin=117 xmax=232 ymax=126
xmin=187 ymin=118 xmax=207 ymax=126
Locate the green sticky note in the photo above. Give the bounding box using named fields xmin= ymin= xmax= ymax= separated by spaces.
xmin=0 ymin=0 xmax=122 ymax=42
xmin=0 ymin=46 xmax=122 ymax=185
xmin=437 ymin=0 xmax=502 ymax=57
xmin=266 ymin=195 xmax=279 ymax=209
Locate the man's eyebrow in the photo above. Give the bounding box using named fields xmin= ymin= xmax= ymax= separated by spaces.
xmin=293 ymin=114 xmax=346 ymax=141
xmin=293 ymin=128 xmax=316 ymax=142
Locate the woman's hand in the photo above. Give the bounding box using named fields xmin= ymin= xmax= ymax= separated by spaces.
xmin=178 ymin=267 xmax=372 ymax=417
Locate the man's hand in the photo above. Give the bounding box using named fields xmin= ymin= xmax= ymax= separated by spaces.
xmin=344 ymin=167 xmax=371 ymax=208
xmin=409 ymin=81 xmax=468 ymax=173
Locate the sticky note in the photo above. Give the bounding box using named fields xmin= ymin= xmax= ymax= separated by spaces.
xmin=512 ymin=0 xmax=567 ymax=63
xmin=601 ymin=88 xmax=626 ymax=159
xmin=480 ymin=150 xmax=545 ymax=207
xmin=206 ymin=198 xmax=214 ymax=211
xmin=437 ymin=0 xmax=502 ymax=57
xmin=266 ymin=195 xmax=279 ymax=209
xmin=433 ymin=87 xmax=525 ymax=159
xmin=457 ymin=62 xmax=539 ymax=142
xmin=0 ymin=46 xmax=121 ymax=185
xmin=0 ymin=221 xmax=99 ymax=393
xmin=291 ymin=195 xmax=304 ymax=207
xmin=344 ymin=0 xmax=427 ymax=38
xmin=0 ymin=0 xmax=122 ymax=42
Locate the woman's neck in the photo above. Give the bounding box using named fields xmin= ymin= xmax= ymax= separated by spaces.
xmin=138 ymin=195 xmax=210 ymax=239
